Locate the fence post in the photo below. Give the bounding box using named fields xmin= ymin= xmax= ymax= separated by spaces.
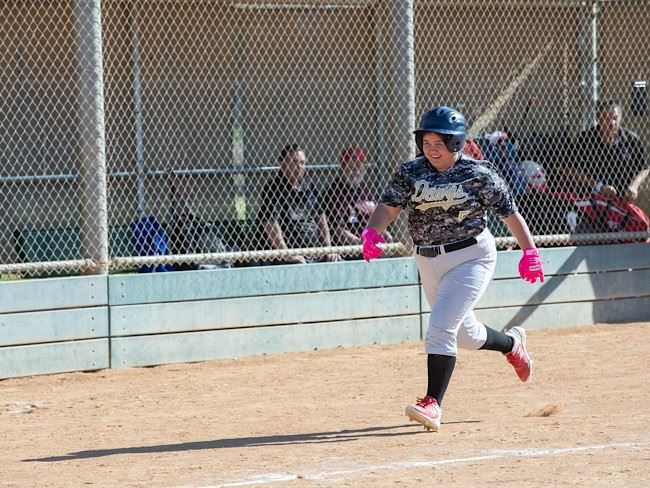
xmin=386 ymin=0 xmax=416 ymax=166
xmin=377 ymin=0 xmax=416 ymax=245
xmin=129 ymin=5 xmax=147 ymax=219
xmin=580 ymin=0 xmax=600 ymax=130
xmin=73 ymin=0 xmax=109 ymax=275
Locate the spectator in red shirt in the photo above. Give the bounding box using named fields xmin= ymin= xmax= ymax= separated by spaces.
xmin=323 ymin=146 xmax=391 ymax=248
xmin=463 ymin=138 xmax=485 ymax=160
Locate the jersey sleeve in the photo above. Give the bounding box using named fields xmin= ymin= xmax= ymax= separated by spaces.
xmin=570 ymin=130 xmax=592 ymax=172
xmin=320 ymin=181 xmax=335 ymax=220
xmin=379 ymin=164 xmax=412 ymax=209
xmin=630 ymin=131 xmax=649 ymax=172
xmin=313 ymin=184 xmax=327 ymax=217
xmin=257 ymin=180 xmax=280 ymax=223
xmin=323 ymin=180 xmax=348 ymax=227
xmin=478 ymin=168 xmax=518 ymax=218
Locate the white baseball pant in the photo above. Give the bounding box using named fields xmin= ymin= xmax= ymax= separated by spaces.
xmin=414 ymin=227 xmax=496 ymax=356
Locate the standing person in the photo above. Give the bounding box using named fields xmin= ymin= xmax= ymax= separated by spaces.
xmin=258 ymin=144 xmax=340 ymax=264
xmin=322 ymin=146 xmax=391 ymax=249
xmin=361 ymin=106 xmax=544 ymax=432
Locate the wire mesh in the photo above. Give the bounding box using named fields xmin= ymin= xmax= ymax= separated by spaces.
xmin=0 ymin=0 xmax=648 ymax=277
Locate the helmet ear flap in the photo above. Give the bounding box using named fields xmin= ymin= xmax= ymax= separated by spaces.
xmin=447 ymin=134 xmax=466 ymax=153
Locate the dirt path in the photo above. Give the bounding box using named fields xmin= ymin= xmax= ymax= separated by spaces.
xmin=2 ymin=323 xmax=649 ymax=487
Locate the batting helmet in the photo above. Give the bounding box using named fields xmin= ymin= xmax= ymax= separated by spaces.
xmin=414 ymin=106 xmax=467 ymax=153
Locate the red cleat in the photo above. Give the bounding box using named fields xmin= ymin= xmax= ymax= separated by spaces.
xmin=405 ymin=396 xmax=441 ymax=432
xmin=505 ymin=326 xmax=533 ymax=382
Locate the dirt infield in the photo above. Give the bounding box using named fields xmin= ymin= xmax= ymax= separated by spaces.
xmin=2 ymin=323 xmax=649 ymax=487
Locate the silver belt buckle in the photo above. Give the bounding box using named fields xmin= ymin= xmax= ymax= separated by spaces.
xmin=417 ymin=245 xmax=443 ymax=258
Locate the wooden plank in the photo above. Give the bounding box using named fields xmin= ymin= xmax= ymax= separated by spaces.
xmin=420 ymin=296 xmax=650 ymax=336
xmin=0 ymin=276 xmax=108 ymax=314
xmin=479 ymin=269 xmax=650 ymax=308
xmin=0 ymin=307 xmax=108 ymax=347
xmin=0 ymin=339 xmax=109 ymax=379
xmin=108 ymin=257 xmax=418 ymax=305
xmin=419 ymin=269 xmax=650 ymax=311
xmin=111 ymin=286 xmax=420 ymax=336
xmin=493 ymin=243 xmax=650 ymax=279
xmin=475 ymin=296 xmax=650 ymax=331
xmin=111 ymin=315 xmax=421 ymax=368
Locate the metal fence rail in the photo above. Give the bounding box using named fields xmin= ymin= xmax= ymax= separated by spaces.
xmin=1 ymin=0 xmax=648 ymax=277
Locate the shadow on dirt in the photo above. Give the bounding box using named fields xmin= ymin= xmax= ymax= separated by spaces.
xmin=24 ymin=422 xmax=484 ymax=462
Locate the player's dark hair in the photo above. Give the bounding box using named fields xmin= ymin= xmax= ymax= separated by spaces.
xmin=279 ymin=143 xmax=301 ymax=162
xmin=415 ymin=133 xmax=455 ymax=153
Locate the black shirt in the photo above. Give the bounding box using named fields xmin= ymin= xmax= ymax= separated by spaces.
xmin=322 ymin=175 xmax=376 ymax=239
xmin=257 ymin=174 xmax=323 ymax=249
xmin=571 ymin=126 xmax=648 ymax=193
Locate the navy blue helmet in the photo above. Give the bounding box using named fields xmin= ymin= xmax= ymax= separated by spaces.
xmin=414 ymin=106 xmax=467 ymax=153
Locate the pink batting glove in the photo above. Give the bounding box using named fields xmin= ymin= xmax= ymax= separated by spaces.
xmin=361 ymin=228 xmax=385 ymax=262
xmin=518 ymin=247 xmax=544 ymax=284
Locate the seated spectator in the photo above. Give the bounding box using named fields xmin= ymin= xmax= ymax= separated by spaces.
xmin=322 ymin=146 xmax=391 ymax=249
xmin=481 ymin=131 xmax=527 ymax=197
xmin=257 ymin=144 xmax=340 ymax=264
xmin=167 ymin=171 xmax=232 ymax=270
xmin=462 ymin=138 xmax=484 ymax=160
xmin=566 ymin=99 xmax=649 ymax=203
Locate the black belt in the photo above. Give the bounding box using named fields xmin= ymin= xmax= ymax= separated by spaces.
xmin=415 ymin=237 xmax=477 ymax=258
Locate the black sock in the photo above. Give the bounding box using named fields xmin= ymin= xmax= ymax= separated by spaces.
xmin=426 ymin=354 xmax=456 ymax=406
xmin=479 ymin=325 xmax=514 ymax=354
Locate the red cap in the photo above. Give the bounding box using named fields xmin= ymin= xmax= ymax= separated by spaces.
xmin=340 ymin=146 xmax=366 ymax=162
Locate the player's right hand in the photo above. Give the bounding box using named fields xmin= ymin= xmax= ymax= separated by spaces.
xmin=361 ymin=228 xmax=385 ymax=262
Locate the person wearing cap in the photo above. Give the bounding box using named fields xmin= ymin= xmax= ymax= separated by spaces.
xmin=257 ymin=144 xmax=340 ymax=264
xmin=322 ymin=146 xmax=391 ymax=251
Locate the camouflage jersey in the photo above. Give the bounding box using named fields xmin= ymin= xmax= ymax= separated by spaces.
xmin=379 ymin=155 xmax=517 ymax=246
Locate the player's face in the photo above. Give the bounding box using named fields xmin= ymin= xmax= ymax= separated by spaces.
xmin=281 ymin=150 xmax=306 ymax=185
xmin=422 ymin=132 xmax=458 ymax=172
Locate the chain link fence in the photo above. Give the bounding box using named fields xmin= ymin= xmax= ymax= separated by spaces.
xmin=1 ymin=0 xmax=648 ymax=277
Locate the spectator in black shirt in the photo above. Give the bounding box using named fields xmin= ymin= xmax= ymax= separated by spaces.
xmin=567 ymin=100 xmax=648 ymax=202
xmin=257 ymin=144 xmax=340 ymax=264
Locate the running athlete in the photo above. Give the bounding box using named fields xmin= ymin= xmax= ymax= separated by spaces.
xmin=362 ymin=106 xmax=544 ymax=432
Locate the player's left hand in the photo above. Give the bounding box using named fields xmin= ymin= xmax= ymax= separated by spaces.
xmin=518 ymin=247 xmax=544 ymax=284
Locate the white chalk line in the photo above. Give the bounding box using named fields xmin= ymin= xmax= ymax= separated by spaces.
xmin=188 ymin=440 xmax=649 ymax=488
